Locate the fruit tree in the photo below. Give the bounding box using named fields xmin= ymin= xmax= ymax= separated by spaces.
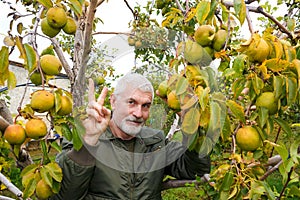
xmin=0 ymin=0 xmax=299 ymax=199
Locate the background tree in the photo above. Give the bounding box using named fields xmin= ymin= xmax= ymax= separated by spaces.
xmin=0 ymin=0 xmax=299 ymax=199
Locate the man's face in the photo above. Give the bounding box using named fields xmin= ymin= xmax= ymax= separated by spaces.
xmin=110 ymin=88 xmax=152 ymax=136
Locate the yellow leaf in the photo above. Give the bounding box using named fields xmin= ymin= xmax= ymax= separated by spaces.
xmin=15 ymin=36 xmax=26 ymax=60
xmin=182 ymin=107 xmax=200 ymax=134
xmin=184 ymin=8 xmax=196 ymax=23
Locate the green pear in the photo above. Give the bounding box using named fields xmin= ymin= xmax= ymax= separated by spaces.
xmin=203 ymin=46 xmax=215 ymax=58
xmin=212 ymin=29 xmax=227 ymax=51
xmin=184 ymin=40 xmax=204 ymax=64
xmin=194 ymin=25 xmax=215 ymax=46
xmin=41 ymin=18 xmax=60 ymax=38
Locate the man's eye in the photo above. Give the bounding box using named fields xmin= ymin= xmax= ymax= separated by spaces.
xmin=143 ymin=104 xmax=151 ymax=109
xmin=128 ymin=100 xmax=134 ymax=105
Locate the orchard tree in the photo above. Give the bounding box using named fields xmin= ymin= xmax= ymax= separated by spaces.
xmin=0 ymin=0 xmax=299 ymax=199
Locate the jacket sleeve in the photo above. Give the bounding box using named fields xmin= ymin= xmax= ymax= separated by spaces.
xmin=50 ymin=145 xmax=96 ymax=200
xmin=164 ymin=141 xmax=211 ymax=179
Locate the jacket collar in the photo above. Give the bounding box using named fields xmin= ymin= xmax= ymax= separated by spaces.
xmin=101 ymin=126 xmax=163 ymax=146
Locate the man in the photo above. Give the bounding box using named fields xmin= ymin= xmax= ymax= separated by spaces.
xmin=51 ymin=73 xmax=210 ymax=200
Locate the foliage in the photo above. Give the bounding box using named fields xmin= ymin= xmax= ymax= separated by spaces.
xmin=0 ymin=0 xmax=299 ymax=199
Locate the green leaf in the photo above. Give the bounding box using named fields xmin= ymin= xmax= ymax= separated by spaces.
xmin=286 ymin=76 xmax=297 ymax=106
xmin=21 ymin=163 xmax=39 ymax=177
xmin=24 ymin=43 xmax=37 ymax=73
xmin=182 ymin=107 xmax=200 ymax=134
xmin=220 ymin=115 xmax=231 ymax=141
xmin=232 ymin=54 xmax=247 ymax=77
xmin=234 ymin=0 xmax=246 ymax=25
xmin=52 ymin=180 xmax=61 ymax=194
xmin=7 ymin=71 xmax=16 ymax=90
xmin=226 ymin=100 xmax=245 ymax=124
xmin=40 ymin=166 xmax=53 ymax=187
xmin=197 ymin=136 xmax=214 ymax=157
xmin=273 ymin=75 xmax=284 ymax=100
xmin=279 ymin=159 xmax=294 ymax=183
xmin=207 ymin=101 xmax=224 ymax=143
xmin=175 ymin=76 xmax=188 ymax=95
xmin=72 ymin=127 xmax=83 ymax=151
xmin=274 ymin=117 xmax=292 ymax=137
xmin=232 ymin=78 xmax=246 ymax=100
xmin=61 ymin=123 xmax=73 ymax=141
xmin=251 ymin=74 xmax=264 ymax=95
xmin=49 ymin=140 xmax=62 ymax=153
xmin=44 ymin=162 xmax=63 ymax=182
xmin=68 ymin=0 xmax=83 ymax=17
xmin=17 ymin=23 xmax=23 ymax=35
xmin=220 ymin=4 xmax=229 ymax=22
xmin=274 ymin=142 xmax=289 ymax=161
xmin=195 ymin=1 xmax=210 ymax=24
xmin=290 ymin=138 xmax=300 ymax=164
xmin=220 ymin=171 xmax=234 ymax=191
xmin=258 ymin=107 xmax=269 ymax=128
xmin=40 ymin=140 xmax=51 ymax=165
xmin=204 ymin=67 xmax=218 ymax=92
xmin=265 ymin=58 xmax=290 ymax=72
xmin=0 ymin=46 xmax=9 ymax=84
xmin=36 ymin=0 xmax=53 ymax=8
xmin=22 ymin=178 xmax=37 ymax=199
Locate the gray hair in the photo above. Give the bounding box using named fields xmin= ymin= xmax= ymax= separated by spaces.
xmin=114 ymin=73 xmax=154 ymax=100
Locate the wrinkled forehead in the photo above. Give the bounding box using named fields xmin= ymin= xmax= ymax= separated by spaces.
xmin=125 ymin=87 xmax=153 ymax=99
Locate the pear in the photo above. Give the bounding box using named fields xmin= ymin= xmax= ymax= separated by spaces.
xmin=212 ymin=29 xmax=227 ymax=51
xmin=194 ymin=25 xmax=215 ymax=46
xmin=183 ymin=40 xmax=204 ymax=64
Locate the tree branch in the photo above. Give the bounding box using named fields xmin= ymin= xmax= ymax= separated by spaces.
xmin=73 ymin=0 xmax=98 ymax=107
xmin=50 ymin=38 xmax=74 ymax=81
xmin=161 ymin=174 xmax=211 ymax=190
xmin=222 ymin=1 xmax=294 ymax=40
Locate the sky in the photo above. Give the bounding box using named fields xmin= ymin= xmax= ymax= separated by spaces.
xmin=0 ymin=0 xmax=287 ymax=76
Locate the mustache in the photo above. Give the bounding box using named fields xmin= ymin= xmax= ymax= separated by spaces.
xmin=125 ymin=116 xmax=144 ymax=123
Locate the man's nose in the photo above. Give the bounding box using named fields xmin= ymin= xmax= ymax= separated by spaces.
xmin=133 ymin=106 xmax=143 ymax=118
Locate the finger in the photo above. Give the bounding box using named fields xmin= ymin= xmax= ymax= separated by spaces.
xmin=86 ymin=108 xmax=101 ymax=121
xmin=88 ymin=78 xmax=96 ymax=103
xmin=97 ymin=86 xmax=108 ymax=106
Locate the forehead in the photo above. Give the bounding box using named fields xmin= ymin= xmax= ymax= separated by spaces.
xmin=121 ymin=88 xmax=152 ymax=102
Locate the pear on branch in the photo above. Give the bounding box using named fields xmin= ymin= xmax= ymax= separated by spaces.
xmin=183 ymin=40 xmax=212 ymax=66
xmin=194 ymin=25 xmax=215 ymax=47
xmin=212 ymin=29 xmax=227 ymax=52
xmin=238 ymin=33 xmax=270 ymax=63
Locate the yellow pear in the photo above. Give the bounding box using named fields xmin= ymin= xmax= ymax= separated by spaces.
xmin=236 ymin=126 xmax=262 ymax=151
xmin=57 ymin=96 xmax=73 ymax=116
xmin=4 ymin=124 xmax=26 ymax=145
xmin=30 ymin=90 xmax=55 ymax=113
xmin=46 ymin=7 xmax=67 ymax=29
xmin=25 ymin=119 xmax=48 ymax=139
xmin=40 ymin=54 xmax=62 ymax=76
xmin=62 ymin=16 xmax=77 ymax=35
xmin=36 ymin=179 xmax=53 ymax=200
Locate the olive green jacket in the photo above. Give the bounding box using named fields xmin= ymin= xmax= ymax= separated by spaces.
xmin=51 ymin=127 xmax=210 ymax=200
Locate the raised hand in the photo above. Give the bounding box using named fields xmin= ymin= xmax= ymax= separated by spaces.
xmin=82 ymin=78 xmax=111 ymax=145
